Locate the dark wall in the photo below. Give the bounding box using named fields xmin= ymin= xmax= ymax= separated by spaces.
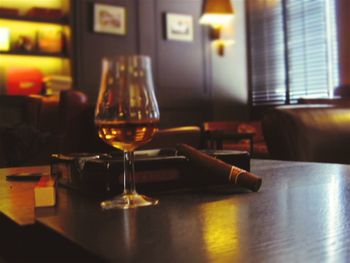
xmin=72 ymin=0 xmax=138 ymax=101
xmin=156 ymin=1 xmax=211 ymax=127
xmin=72 ymin=0 xmax=211 ymax=127
xmin=337 ymin=0 xmax=350 ymax=86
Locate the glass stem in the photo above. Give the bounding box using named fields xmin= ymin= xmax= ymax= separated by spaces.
xmin=123 ymin=151 xmax=136 ymax=195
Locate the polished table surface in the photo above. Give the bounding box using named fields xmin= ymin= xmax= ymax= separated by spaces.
xmin=1 ymin=159 xmax=350 ymax=262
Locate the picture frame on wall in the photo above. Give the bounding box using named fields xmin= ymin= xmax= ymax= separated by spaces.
xmin=93 ymin=4 xmax=126 ymax=35
xmin=165 ymin=13 xmax=193 ymax=42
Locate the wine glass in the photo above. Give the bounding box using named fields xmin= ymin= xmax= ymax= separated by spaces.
xmin=95 ymin=55 xmax=160 ymax=209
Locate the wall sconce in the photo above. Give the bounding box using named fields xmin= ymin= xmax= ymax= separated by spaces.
xmin=199 ymin=0 xmax=234 ymax=56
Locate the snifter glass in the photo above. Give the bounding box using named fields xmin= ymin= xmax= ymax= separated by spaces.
xmin=95 ymin=55 xmax=160 ymax=209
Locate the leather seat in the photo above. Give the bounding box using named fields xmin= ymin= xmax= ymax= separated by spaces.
xmin=57 ymin=89 xmax=90 ymax=153
xmin=0 ymin=95 xmax=42 ymax=167
xmin=262 ymin=104 xmax=350 ymax=164
xmin=0 ymin=91 xmax=90 ymax=167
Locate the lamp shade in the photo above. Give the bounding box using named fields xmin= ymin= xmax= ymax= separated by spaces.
xmin=199 ymin=0 xmax=234 ymax=26
xmin=202 ymin=0 xmax=234 ymax=14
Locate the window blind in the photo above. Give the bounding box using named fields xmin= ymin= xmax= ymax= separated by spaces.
xmin=248 ymin=0 xmax=286 ymax=105
xmin=248 ymin=0 xmax=339 ymax=106
xmin=328 ymin=0 xmax=339 ymax=89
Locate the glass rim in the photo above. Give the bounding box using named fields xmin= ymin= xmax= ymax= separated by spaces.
xmin=102 ymin=54 xmax=151 ymax=61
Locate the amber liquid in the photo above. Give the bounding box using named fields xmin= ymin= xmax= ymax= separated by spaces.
xmin=96 ymin=120 xmax=159 ymax=151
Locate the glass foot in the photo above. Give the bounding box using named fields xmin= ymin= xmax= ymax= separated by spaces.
xmin=101 ymin=193 xmax=159 ymax=210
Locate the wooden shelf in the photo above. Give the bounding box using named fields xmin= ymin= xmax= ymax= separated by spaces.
xmin=0 ymin=1 xmax=72 ymax=94
xmin=0 ymin=14 xmax=68 ymax=25
xmin=0 ymin=50 xmax=69 ymax=58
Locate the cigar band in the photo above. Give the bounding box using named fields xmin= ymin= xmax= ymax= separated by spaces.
xmin=229 ymin=166 xmax=245 ymax=184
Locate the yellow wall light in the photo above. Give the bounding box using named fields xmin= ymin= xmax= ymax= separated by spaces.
xmin=0 ymin=55 xmax=71 ymax=75
xmin=199 ymin=0 xmax=234 ymax=27
xmin=199 ymin=0 xmax=234 ymax=56
xmin=0 ymin=27 xmax=10 ymax=51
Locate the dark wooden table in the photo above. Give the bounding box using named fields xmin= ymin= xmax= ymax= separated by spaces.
xmin=1 ymin=159 xmax=350 ymax=262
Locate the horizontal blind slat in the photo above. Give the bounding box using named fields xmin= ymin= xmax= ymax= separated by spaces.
xmin=249 ymin=0 xmax=286 ymax=105
xmin=248 ymin=0 xmax=338 ymax=106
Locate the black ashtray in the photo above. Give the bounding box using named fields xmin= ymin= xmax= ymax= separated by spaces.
xmin=51 ymin=149 xmax=250 ymax=196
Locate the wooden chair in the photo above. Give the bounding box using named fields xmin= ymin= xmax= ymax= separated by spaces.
xmin=202 ymin=121 xmax=269 ymax=158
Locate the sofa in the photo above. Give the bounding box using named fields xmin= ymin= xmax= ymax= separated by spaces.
xmin=0 ymin=91 xmax=89 ymax=167
xmin=0 ymin=95 xmax=48 ymax=167
xmin=262 ymin=104 xmax=350 ymax=164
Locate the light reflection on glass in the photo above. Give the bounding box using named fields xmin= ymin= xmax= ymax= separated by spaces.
xmin=122 ymin=210 xmax=137 ymax=256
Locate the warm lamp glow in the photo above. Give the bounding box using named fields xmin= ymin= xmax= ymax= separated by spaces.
xmin=0 ymin=27 xmax=10 ymax=51
xmin=0 ymin=19 xmax=66 ymax=53
xmin=199 ymin=0 xmax=234 ymax=56
xmin=0 ymin=0 xmax=64 ymax=15
xmin=199 ymin=14 xmax=234 ymax=28
xmin=199 ymin=0 xmax=234 ymax=27
xmin=0 ymin=19 xmax=65 ymax=39
xmin=0 ymin=55 xmax=70 ymax=75
xmin=211 ymin=39 xmax=235 ymax=56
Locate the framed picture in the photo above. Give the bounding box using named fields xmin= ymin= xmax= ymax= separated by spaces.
xmin=93 ymin=4 xmax=126 ymax=35
xmin=165 ymin=13 xmax=193 ymax=42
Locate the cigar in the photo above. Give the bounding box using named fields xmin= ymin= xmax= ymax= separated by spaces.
xmin=176 ymin=144 xmax=262 ymax=192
